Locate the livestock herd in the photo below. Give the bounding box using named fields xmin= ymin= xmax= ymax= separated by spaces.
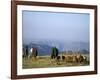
xmin=23 ymin=46 xmax=38 ymax=59
xmin=23 ymin=46 xmax=88 ymax=65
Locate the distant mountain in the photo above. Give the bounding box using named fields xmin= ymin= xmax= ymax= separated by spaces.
xmin=23 ymin=40 xmax=89 ymax=56
xmin=79 ymin=49 xmax=89 ymax=54
xmin=24 ymin=42 xmax=52 ymax=56
xmin=61 ymin=42 xmax=89 ymax=51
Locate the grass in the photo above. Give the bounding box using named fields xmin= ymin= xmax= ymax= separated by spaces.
xmin=22 ymin=54 xmax=90 ymax=69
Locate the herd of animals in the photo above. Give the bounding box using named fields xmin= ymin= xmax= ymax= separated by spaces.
xmin=23 ymin=46 xmax=89 ymax=65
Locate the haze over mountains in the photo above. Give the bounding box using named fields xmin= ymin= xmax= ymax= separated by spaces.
xmin=23 ymin=40 xmax=89 ymax=56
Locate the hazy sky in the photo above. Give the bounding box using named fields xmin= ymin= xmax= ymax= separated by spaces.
xmin=22 ymin=11 xmax=90 ymax=43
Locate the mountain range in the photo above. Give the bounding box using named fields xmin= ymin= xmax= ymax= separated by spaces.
xmin=23 ymin=40 xmax=89 ymax=56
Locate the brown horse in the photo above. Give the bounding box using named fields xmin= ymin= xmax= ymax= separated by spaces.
xmin=29 ymin=48 xmax=38 ymax=59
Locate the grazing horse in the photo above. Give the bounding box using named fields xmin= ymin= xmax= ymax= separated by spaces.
xmin=56 ymin=56 xmax=61 ymax=65
xmin=23 ymin=45 xmax=29 ymax=59
xmin=66 ymin=55 xmax=73 ymax=62
xmin=76 ymin=54 xmax=84 ymax=63
xmin=29 ymin=48 xmax=38 ymax=59
xmin=72 ymin=55 xmax=78 ymax=63
xmin=83 ymin=56 xmax=87 ymax=62
xmin=62 ymin=56 xmax=66 ymax=61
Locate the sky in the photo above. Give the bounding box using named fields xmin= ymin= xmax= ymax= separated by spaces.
xmin=22 ymin=11 xmax=90 ymax=43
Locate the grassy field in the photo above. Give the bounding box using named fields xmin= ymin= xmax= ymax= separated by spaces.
xmin=22 ymin=54 xmax=89 ymax=69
